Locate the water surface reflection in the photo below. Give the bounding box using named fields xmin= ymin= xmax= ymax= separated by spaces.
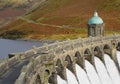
xmin=0 ymin=39 xmax=53 ymax=60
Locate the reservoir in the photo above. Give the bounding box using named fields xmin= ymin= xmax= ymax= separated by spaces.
xmin=0 ymin=39 xmax=53 ymax=60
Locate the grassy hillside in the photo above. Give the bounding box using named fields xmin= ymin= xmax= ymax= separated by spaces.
xmin=0 ymin=0 xmax=120 ymax=40
xmin=0 ymin=0 xmax=41 ymax=9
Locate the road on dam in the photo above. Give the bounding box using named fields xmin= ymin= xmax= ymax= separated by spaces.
xmin=0 ymin=60 xmax=29 ymax=84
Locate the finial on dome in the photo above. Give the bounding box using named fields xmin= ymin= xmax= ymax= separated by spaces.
xmin=94 ymin=11 xmax=98 ymax=17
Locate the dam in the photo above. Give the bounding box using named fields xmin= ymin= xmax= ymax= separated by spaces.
xmin=0 ymin=11 xmax=120 ymax=84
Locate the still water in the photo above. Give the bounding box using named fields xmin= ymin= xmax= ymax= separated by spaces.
xmin=0 ymin=39 xmax=53 ymax=60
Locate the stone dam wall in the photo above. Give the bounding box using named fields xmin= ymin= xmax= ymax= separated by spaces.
xmin=0 ymin=34 xmax=120 ymax=84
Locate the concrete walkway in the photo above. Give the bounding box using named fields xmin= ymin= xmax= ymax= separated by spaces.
xmin=0 ymin=60 xmax=29 ymax=84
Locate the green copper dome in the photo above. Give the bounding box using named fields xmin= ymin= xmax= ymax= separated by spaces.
xmin=88 ymin=12 xmax=103 ymax=24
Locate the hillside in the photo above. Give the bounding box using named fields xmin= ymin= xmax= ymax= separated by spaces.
xmin=0 ymin=0 xmax=42 ymax=9
xmin=0 ymin=0 xmax=44 ymax=26
xmin=0 ymin=0 xmax=120 ymax=40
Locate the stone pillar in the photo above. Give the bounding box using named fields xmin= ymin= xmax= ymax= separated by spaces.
xmin=91 ymin=53 xmax=95 ymax=68
xmin=95 ymin=49 xmax=105 ymax=64
xmin=72 ymin=61 xmax=80 ymax=83
xmin=99 ymin=50 xmax=105 ymax=64
xmin=48 ymin=72 xmax=57 ymax=84
xmin=56 ymin=66 xmax=67 ymax=80
xmin=75 ymin=55 xmax=85 ymax=70
xmin=87 ymin=48 xmax=95 ymax=67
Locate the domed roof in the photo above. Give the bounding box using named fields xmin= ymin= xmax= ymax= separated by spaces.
xmin=88 ymin=11 xmax=103 ymax=24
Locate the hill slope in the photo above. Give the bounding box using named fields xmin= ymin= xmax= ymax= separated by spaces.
xmin=0 ymin=0 xmax=42 ymax=9
xmin=0 ymin=0 xmax=44 ymax=26
xmin=0 ymin=0 xmax=120 ymax=40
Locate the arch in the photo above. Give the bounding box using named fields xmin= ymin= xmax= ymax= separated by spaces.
xmin=55 ymin=59 xmax=66 ymax=80
xmin=75 ymin=51 xmax=82 ymax=62
xmin=75 ymin=51 xmax=83 ymax=66
xmin=75 ymin=51 xmax=81 ymax=58
xmin=43 ymin=69 xmax=50 ymax=84
xmin=65 ymin=55 xmax=73 ymax=67
xmin=65 ymin=55 xmax=74 ymax=73
xmin=103 ymin=44 xmax=111 ymax=56
xmin=117 ymin=42 xmax=120 ymax=51
xmin=56 ymin=59 xmax=63 ymax=68
xmin=84 ymin=48 xmax=93 ymax=63
xmin=35 ymin=74 xmax=41 ymax=84
xmin=112 ymin=42 xmax=116 ymax=46
xmin=48 ymin=72 xmax=57 ymax=84
xmin=84 ymin=48 xmax=91 ymax=55
xmin=44 ymin=69 xmax=50 ymax=77
xmin=103 ymin=44 xmax=111 ymax=50
xmin=94 ymin=46 xmax=101 ymax=56
xmin=117 ymin=42 xmax=120 ymax=47
xmin=56 ymin=59 xmax=63 ymax=74
xmin=94 ymin=46 xmax=101 ymax=52
xmin=93 ymin=46 xmax=104 ymax=61
xmin=111 ymin=42 xmax=117 ymax=49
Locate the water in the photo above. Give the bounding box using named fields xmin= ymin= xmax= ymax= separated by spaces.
xmin=104 ymin=54 xmax=120 ymax=84
xmin=0 ymin=39 xmax=53 ymax=60
xmin=85 ymin=60 xmax=101 ymax=84
xmin=95 ymin=57 xmax=113 ymax=84
xmin=66 ymin=68 xmax=78 ymax=84
xmin=75 ymin=64 xmax=90 ymax=84
xmin=57 ymin=53 xmax=120 ymax=84
xmin=57 ymin=75 xmax=67 ymax=84
xmin=117 ymin=51 xmax=120 ymax=67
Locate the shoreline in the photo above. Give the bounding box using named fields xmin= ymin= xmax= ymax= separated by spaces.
xmin=0 ymin=38 xmax=56 ymax=61
xmin=0 ymin=37 xmax=57 ymax=43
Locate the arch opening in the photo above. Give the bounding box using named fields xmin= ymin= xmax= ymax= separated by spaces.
xmin=112 ymin=43 xmax=116 ymax=47
xmin=94 ymin=46 xmax=100 ymax=52
xmin=84 ymin=48 xmax=91 ymax=55
xmin=45 ymin=69 xmax=50 ymax=77
xmin=84 ymin=48 xmax=92 ymax=61
xmin=35 ymin=74 xmax=41 ymax=84
xmin=103 ymin=44 xmax=111 ymax=56
xmin=56 ymin=59 xmax=66 ymax=80
xmin=75 ymin=51 xmax=84 ymax=68
xmin=94 ymin=46 xmax=101 ymax=56
xmin=44 ymin=69 xmax=50 ymax=84
xmin=84 ymin=48 xmax=96 ymax=65
xmin=118 ymin=42 xmax=120 ymax=47
xmin=48 ymin=72 xmax=57 ymax=84
xmin=75 ymin=51 xmax=81 ymax=58
xmin=65 ymin=55 xmax=74 ymax=73
xmin=94 ymin=46 xmax=104 ymax=61
xmin=103 ymin=44 xmax=110 ymax=50
xmin=117 ymin=42 xmax=120 ymax=51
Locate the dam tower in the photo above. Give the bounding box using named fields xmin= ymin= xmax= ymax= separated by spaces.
xmin=88 ymin=11 xmax=105 ymax=37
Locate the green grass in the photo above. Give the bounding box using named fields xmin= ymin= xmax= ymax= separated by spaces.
xmin=71 ymin=27 xmax=87 ymax=33
xmin=42 ymin=34 xmax=87 ymax=40
xmin=105 ymin=31 xmax=120 ymax=36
